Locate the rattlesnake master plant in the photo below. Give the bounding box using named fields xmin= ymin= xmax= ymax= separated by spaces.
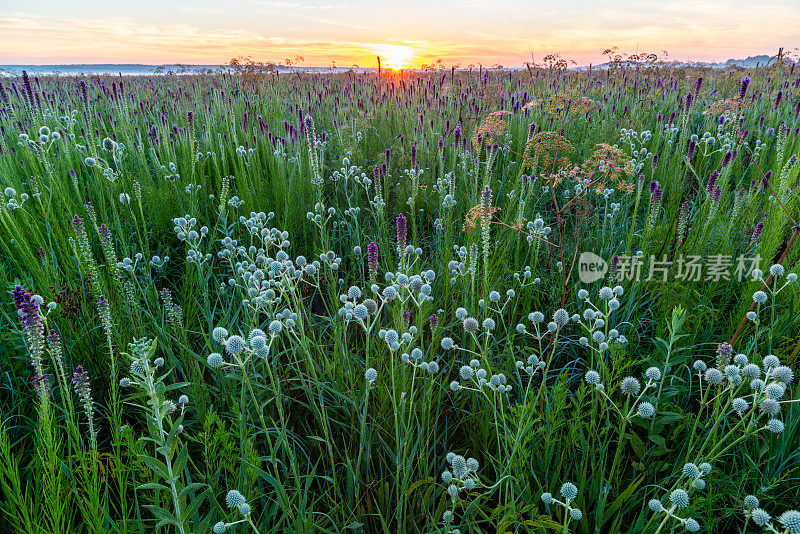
xmin=1 ymin=66 xmax=799 ymax=533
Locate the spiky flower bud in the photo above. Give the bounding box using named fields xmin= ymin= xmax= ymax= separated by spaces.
xmin=225 ymin=490 xmax=246 ymax=509
xmin=670 ymin=489 xmax=689 ymax=509
xmin=560 ymin=482 xmax=578 ymax=501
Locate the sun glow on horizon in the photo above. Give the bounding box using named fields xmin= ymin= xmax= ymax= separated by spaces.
xmin=374 ymin=44 xmax=415 ymax=70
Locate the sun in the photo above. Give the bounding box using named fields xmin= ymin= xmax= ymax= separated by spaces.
xmin=374 ymin=44 xmax=415 ymax=70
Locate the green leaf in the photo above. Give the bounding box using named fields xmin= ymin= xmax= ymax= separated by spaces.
xmin=184 ymin=491 xmax=207 ymax=522
xmin=173 ymin=444 xmax=189 ymax=474
xmin=179 ymin=482 xmax=206 ymax=498
xmin=137 ymin=482 xmax=169 ymax=492
xmin=602 ymin=475 xmax=645 ymax=523
xmin=144 ymin=504 xmax=175 ymax=523
xmin=627 ymin=432 xmax=645 ymax=459
xmin=140 ymin=456 xmax=170 ymax=481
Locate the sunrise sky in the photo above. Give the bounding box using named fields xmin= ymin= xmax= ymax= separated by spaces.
xmin=1 ymin=0 xmax=798 ymax=68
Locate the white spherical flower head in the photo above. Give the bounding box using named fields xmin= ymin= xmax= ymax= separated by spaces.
xmin=225 ymin=335 xmax=246 ymax=355
xmin=365 ymin=368 xmax=377 ymax=383
xmin=225 ymin=490 xmax=246 ymax=509
xmin=766 ymin=419 xmax=784 ymax=434
xmin=774 ymin=366 xmax=794 ymax=383
xmin=212 ymin=327 xmax=229 ymax=344
xmin=724 ymin=365 xmax=740 ymax=379
xmin=250 ymin=335 xmax=267 ymax=352
xmin=648 ymin=499 xmax=663 ymax=512
xmin=353 ymin=304 xmax=369 ymax=320
xmin=459 ymin=365 xmax=474 ymax=380
xmin=684 ymin=518 xmax=700 ymax=532
xmin=347 ymin=285 xmax=362 ymax=300
xmin=751 ymin=509 xmax=771 ymax=527
xmin=560 ymin=482 xmax=578 ymax=501
xmin=206 ymin=352 xmax=225 ymax=369
xmin=752 ymin=291 xmax=768 ymax=304
xmin=732 ymin=398 xmax=749 ymax=413
xmin=645 ymin=367 xmax=662 ymax=381
xmin=553 ymin=308 xmax=569 ymax=326
xmin=669 ymin=489 xmax=689 ymax=508
xmin=769 ymin=264 xmax=785 ymax=278
xmin=741 ymin=363 xmax=760 ymax=379
xmin=620 ymin=377 xmax=641 ymax=396
xmin=585 ymin=370 xmax=601 ymax=385
xmin=777 ymin=510 xmax=800 ymax=533
xmin=637 ymin=402 xmax=655 ymax=417
xmin=682 ymin=463 xmax=700 ymax=478
xmin=744 ymin=495 xmax=759 ymax=510
xmin=704 ymin=368 xmax=723 ymax=385
xmin=765 ymin=382 xmax=786 ymax=400
xmin=451 ymin=455 xmax=468 ymax=477
xmin=463 ymin=317 xmax=479 ymax=333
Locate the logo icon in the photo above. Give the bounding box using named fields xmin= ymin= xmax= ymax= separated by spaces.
xmin=578 ymin=252 xmax=608 ymax=283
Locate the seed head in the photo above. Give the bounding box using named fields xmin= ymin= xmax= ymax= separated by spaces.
xmin=585 ymin=370 xmax=601 ymax=385
xmin=225 ymin=490 xmax=246 ymax=509
xmin=637 ymin=402 xmax=655 ymax=417
xmin=751 ymin=508 xmax=771 ymax=526
xmin=225 ymin=335 xmax=246 ymax=355
xmin=365 ymin=368 xmax=377 ymax=383
xmin=778 ymin=510 xmax=800 ymax=533
xmin=560 ymin=482 xmax=578 ymax=501
xmin=620 ymin=377 xmax=641 ymax=396
xmin=669 ymin=489 xmax=689 ymax=508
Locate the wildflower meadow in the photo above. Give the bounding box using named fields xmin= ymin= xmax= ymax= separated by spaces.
xmin=1 ymin=63 xmax=799 ymax=533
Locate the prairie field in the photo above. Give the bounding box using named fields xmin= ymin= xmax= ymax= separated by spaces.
xmin=0 ymin=65 xmax=799 ymax=533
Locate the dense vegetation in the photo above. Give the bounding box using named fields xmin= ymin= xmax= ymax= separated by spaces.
xmin=0 ymin=64 xmax=799 ymax=533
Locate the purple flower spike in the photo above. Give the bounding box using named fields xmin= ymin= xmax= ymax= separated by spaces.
xmin=367 ymin=241 xmax=379 ymax=279
xmin=396 ymin=213 xmax=407 ymax=251
xmin=739 ymin=77 xmax=750 ymax=100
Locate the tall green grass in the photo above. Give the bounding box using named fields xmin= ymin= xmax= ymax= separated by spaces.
xmin=0 ymin=64 xmax=798 ymax=533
